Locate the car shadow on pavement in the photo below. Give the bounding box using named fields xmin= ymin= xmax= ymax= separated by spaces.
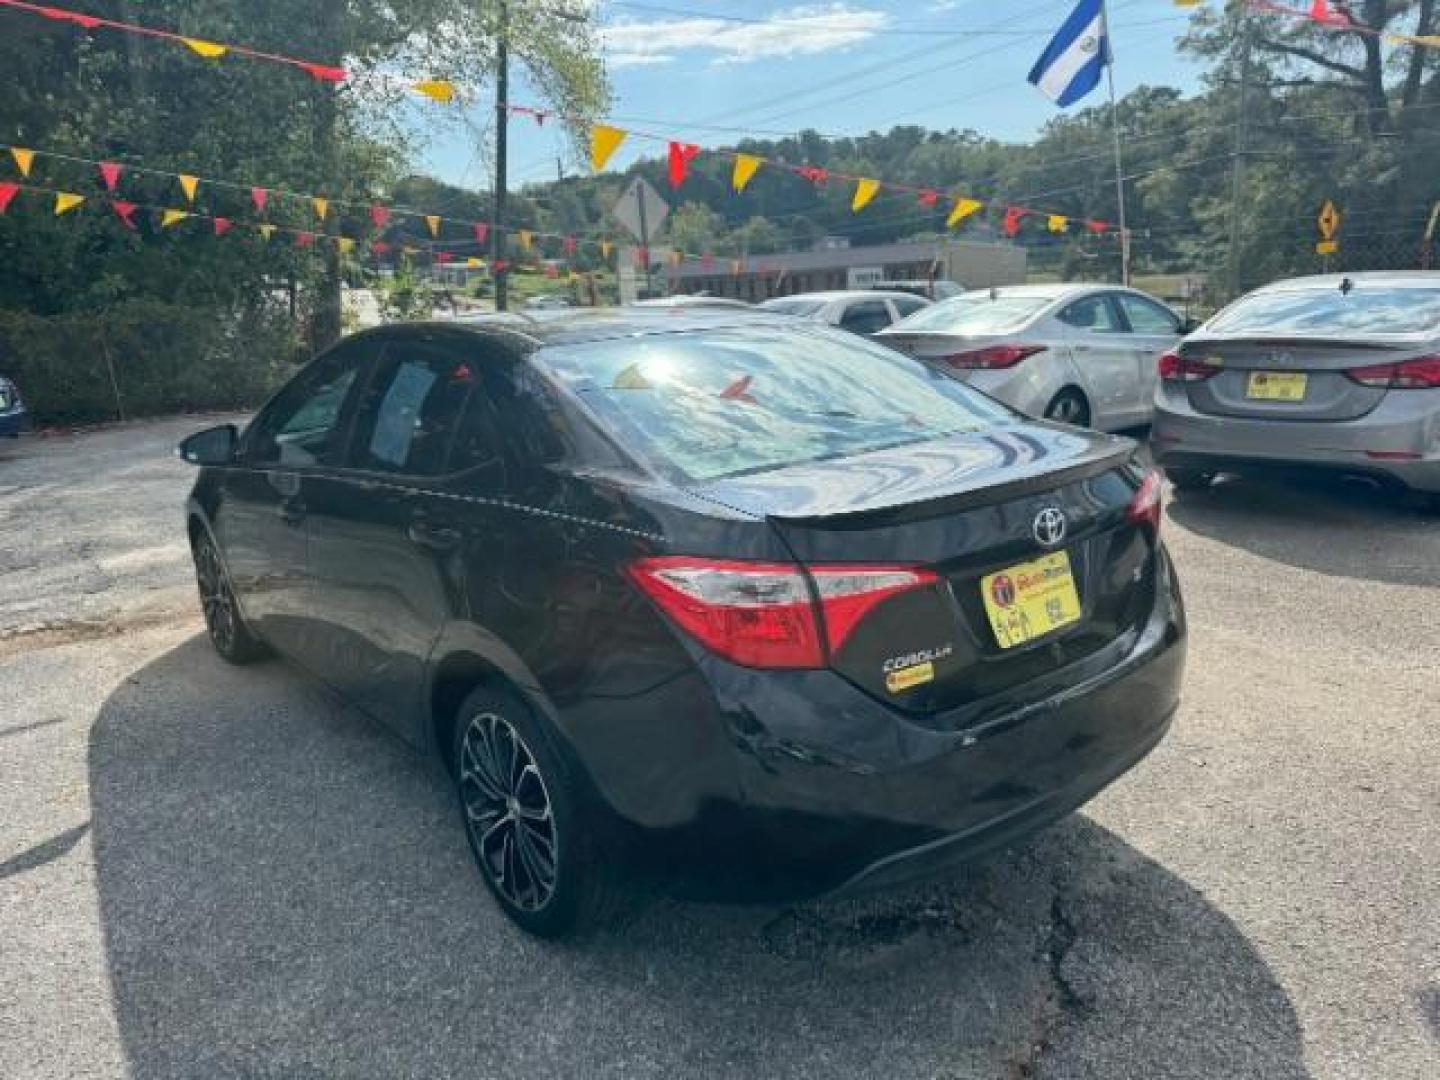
xmin=1166 ymin=475 xmax=1437 ymax=587
xmin=89 ymin=637 xmax=1311 ymax=1080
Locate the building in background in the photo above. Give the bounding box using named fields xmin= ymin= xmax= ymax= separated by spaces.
xmin=666 ymin=239 xmax=1027 ymax=302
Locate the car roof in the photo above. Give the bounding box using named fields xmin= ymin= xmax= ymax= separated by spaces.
xmin=372 ymin=308 xmax=793 ymax=350
xmin=958 ymin=283 xmax=1118 ymax=301
xmin=763 ymin=290 xmax=923 ymax=303
xmin=1250 ymin=271 xmax=1440 ymax=294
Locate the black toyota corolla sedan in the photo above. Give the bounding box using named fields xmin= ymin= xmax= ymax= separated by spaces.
xmin=179 ymin=311 xmax=1186 ymax=937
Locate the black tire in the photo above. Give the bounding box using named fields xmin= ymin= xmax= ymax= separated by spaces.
xmin=1165 ymin=467 xmax=1214 ymax=493
xmin=452 ymin=685 xmax=616 ymax=938
xmin=1044 ymin=388 xmax=1091 ymax=428
xmin=193 ymin=531 xmax=269 ymax=664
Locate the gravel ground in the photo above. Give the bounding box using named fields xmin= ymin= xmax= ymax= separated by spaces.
xmin=1 ymin=418 xmax=1436 ymax=1079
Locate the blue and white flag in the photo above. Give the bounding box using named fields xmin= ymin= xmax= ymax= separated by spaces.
xmin=1027 ymin=0 xmax=1111 ymax=107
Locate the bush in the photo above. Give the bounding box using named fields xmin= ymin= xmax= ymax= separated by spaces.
xmin=0 ymin=300 xmax=298 ymax=425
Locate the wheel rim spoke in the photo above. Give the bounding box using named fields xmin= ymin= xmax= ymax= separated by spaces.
xmin=458 ymin=711 xmax=558 ymax=912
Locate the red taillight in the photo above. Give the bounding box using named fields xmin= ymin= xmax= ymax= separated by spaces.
xmin=940 ymin=344 xmax=1046 ymax=370
xmin=1158 ymin=352 xmax=1221 ymax=382
xmin=1344 ymin=356 xmax=1440 ymax=389
xmin=626 ymin=557 xmax=937 ymax=669
xmin=1127 ymin=471 xmax=1164 ymax=534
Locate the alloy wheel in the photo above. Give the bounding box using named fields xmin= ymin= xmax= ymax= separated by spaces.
xmin=195 ymin=539 xmax=236 ymax=655
xmin=459 ymin=712 xmax=559 ymax=912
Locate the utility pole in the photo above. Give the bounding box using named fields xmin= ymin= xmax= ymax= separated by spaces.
xmin=636 ymin=182 xmax=653 ymax=298
xmin=491 ymin=0 xmax=509 ymax=311
xmin=1101 ymin=1 xmax=1130 ymax=286
xmin=1227 ymin=5 xmax=1253 ymax=302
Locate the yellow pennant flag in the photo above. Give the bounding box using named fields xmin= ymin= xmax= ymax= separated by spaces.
xmin=590 ymin=125 xmax=627 ymax=172
xmin=1171 ymin=0 xmax=1204 ymax=7
xmin=518 ymin=229 xmax=533 ymax=251
xmin=425 ymin=215 xmax=440 ymax=238
xmin=1047 ymin=214 xmax=1069 ymax=233
xmin=732 ymin=154 xmax=761 ymax=193
xmin=851 ymin=178 xmax=880 ymax=213
xmin=179 ymin=174 xmax=200 ymax=203
xmin=182 ymin=38 xmax=229 ymax=59
xmin=337 ymin=237 xmax=355 ymax=254
xmin=413 ymin=80 xmax=455 ymax=104
xmin=600 ymin=240 xmax=613 ymax=260
xmin=54 ymin=192 xmax=84 ymax=216
xmin=669 ymin=249 xmax=683 ymax=266
xmin=466 ymin=257 xmax=483 ymax=268
xmin=258 ymin=223 xmax=277 ymax=241
xmin=947 ymin=197 xmax=983 ymax=229
xmin=161 ymin=209 xmax=189 ymax=228
xmin=312 ymin=197 xmax=329 ymax=221
xmin=11 ymin=147 xmax=35 ymax=177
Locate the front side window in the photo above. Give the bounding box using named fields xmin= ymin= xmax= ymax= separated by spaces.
xmin=839 ymin=300 xmax=894 ymax=335
xmin=535 ymin=325 xmax=1013 ymax=483
xmin=1209 ymin=286 xmax=1440 ymax=336
xmin=245 ymin=347 xmax=367 ymax=467
xmin=1117 ymin=294 xmax=1180 ymax=334
xmin=890 ymin=296 xmax=929 ymax=318
xmin=347 ymin=338 xmax=478 ymax=476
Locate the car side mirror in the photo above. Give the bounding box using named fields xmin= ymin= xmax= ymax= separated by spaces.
xmin=177 ymin=424 xmax=238 ymax=466
xmin=1178 ymin=316 xmax=1202 ymax=335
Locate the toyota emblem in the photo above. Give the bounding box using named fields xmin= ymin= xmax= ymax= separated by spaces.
xmin=1033 ymin=507 xmax=1067 ymax=547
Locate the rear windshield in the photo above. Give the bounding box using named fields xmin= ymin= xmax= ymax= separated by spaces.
xmin=890 ymin=295 xmax=1050 ymax=334
xmin=1209 ymin=286 xmax=1440 ymax=335
xmin=760 ymin=298 xmax=827 ymax=316
xmin=535 ymin=325 xmax=1013 ymax=482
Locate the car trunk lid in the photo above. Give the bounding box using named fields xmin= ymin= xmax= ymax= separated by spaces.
xmin=1179 ymin=336 xmax=1416 ymax=421
xmin=689 ymin=424 xmax=1154 ymax=717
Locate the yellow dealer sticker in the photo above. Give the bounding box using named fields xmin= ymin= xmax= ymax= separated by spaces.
xmin=885 ymin=661 xmax=935 ymax=694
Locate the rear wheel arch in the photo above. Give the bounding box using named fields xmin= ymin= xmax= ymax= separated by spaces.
xmin=430 ymin=651 xmax=511 ymax=775
xmin=1044 ymin=385 xmax=1092 ymax=427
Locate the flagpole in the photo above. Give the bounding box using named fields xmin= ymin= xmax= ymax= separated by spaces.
xmin=1102 ymin=1 xmax=1130 ymax=286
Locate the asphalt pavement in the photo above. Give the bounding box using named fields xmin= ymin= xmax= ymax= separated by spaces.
xmin=1 ymin=418 xmax=1436 ymax=1079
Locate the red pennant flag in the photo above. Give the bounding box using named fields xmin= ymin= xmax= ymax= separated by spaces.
xmin=701 ymin=252 xmax=715 ymax=269
xmin=294 ymin=231 xmax=315 ymax=248
xmin=213 ymin=216 xmax=233 ymax=236
xmin=300 ymin=63 xmax=348 ymax=83
xmin=544 ymin=263 xmax=558 ymax=278
xmin=371 ymin=240 xmax=391 ymax=255
xmin=1309 ymin=0 xmax=1353 ymax=26
xmin=1086 ymin=220 xmax=1109 ymax=235
xmin=40 ymin=7 xmax=101 ymax=29
xmin=562 ymin=235 xmax=577 ymax=255
xmin=719 ymin=375 xmax=757 ymax=404
xmin=1003 ymin=207 xmax=1025 ymax=237
xmin=667 ymin=142 xmax=700 ymax=189
xmin=917 ymin=189 xmax=939 ymax=208
xmin=435 ymin=251 xmax=454 ymax=264
xmin=472 ymin=222 xmax=488 ymax=245
xmin=493 ymin=258 xmax=509 ymax=273
xmin=98 ymin=162 xmax=123 ymax=191
xmin=635 ymin=246 xmax=649 ymax=268
xmin=251 ymin=187 xmax=269 ymax=213
xmin=797 ymin=166 xmax=828 ymax=187
xmin=110 ymin=200 xmax=138 ymax=228
xmin=370 ymin=205 xmax=391 ymax=230
xmin=0 ymin=182 xmax=18 ymax=215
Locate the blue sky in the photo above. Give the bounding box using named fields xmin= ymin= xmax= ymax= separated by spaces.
xmin=420 ymin=0 xmax=1205 ymax=190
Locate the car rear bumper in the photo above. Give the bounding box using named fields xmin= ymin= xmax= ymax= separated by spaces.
xmin=1152 ymin=387 xmax=1440 ymax=493
xmin=0 ymin=408 xmax=27 ymax=437
xmin=590 ymin=545 xmax=1186 ymax=902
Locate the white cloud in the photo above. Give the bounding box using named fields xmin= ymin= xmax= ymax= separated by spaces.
xmin=601 ymin=5 xmax=889 ymax=68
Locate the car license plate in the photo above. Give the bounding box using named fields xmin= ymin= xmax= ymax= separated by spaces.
xmin=1246 ymin=371 xmax=1308 ymax=401
xmin=981 ymin=550 xmax=1082 ymax=650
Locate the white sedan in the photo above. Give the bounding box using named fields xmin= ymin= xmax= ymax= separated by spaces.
xmin=760 ymin=290 xmax=931 ymax=337
xmin=877 ymin=284 xmax=1193 ymax=431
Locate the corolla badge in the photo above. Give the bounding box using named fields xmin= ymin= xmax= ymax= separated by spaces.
xmin=1032 ymin=507 xmax=1067 ymax=547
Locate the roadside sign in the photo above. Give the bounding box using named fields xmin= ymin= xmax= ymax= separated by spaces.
xmin=611 ymin=177 xmax=669 ymax=244
xmin=846 ymin=266 xmax=885 ymax=289
xmin=1317 ymin=200 xmax=1341 ymax=241
xmin=1316 ymin=240 xmax=1338 ymax=255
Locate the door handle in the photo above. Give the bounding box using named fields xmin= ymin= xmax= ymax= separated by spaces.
xmin=408 ymin=521 xmax=462 ymax=551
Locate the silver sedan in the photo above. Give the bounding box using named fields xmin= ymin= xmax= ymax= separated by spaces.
xmin=1152 ymin=271 xmax=1440 ymax=503
xmin=876 ymin=284 xmax=1189 ymax=432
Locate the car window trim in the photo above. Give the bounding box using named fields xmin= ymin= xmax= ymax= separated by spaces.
xmin=239 ymin=340 xmax=376 ymax=471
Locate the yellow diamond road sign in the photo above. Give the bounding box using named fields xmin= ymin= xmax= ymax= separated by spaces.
xmin=1317 ymin=240 xmax=1338 ymax=256
xmin=1318 ymin=200 xmax=1341 ymax=241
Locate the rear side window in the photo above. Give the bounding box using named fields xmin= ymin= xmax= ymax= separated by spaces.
xmin=759 ymin=298 xmax=826 ymax=316
xmin=839 ymin=300 xmax=894 ymax=335
xmin=534 ymin=325 xmax=1013 ymax=483
xmin=1060 ymin=295 xmax=1125 ymax=333
xmin=1117 ymin=294 xmax=1180 ymax=334
xmin=347 ymin=338 xmax=477 ymax=476
xmin=1209 ymin=286 xmax=1440 ymax=335
xmin=890 ymin=295 xmax=929 ymax=318
xmin=894 ymin=295 xmax=1048 ymax=334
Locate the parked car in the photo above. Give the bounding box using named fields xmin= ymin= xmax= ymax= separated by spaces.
xmin=873 ymin=279 xmax=965 ymax=302
xmin=0 ymin=374 xmax=28 ymax=437
xmin=178 ymin=311 xmax=1186 ymax=936
xmin=760 ymin=290 xmax=930 ymax=336
xmin=1152 ymin=272 xmax=1440 ymax=506
xmin=629 ymin=295 xmax=752 ymax=310
xmin=878 ymin=284 xmax=1191 ymax=432
xmin=524 ymin=295 xmax=571 ymax=311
